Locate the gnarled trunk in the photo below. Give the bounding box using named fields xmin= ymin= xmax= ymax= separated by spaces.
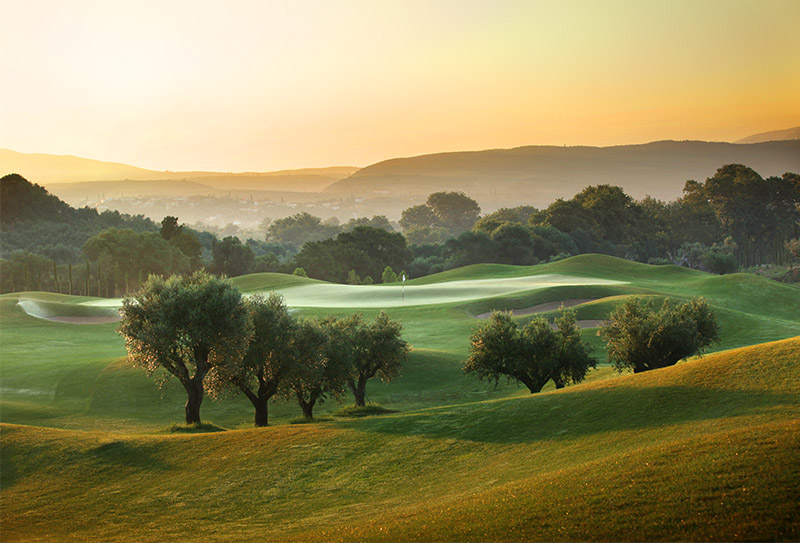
xmin=518 ymin=374 xmax=549 ymax=394
xmin=296 ymin=388 xmax=320 ymax=419
xmin=242 ymin=380 xmax=279 ymax=427
xmin=347 ymin=374 xmax=369 ymax=407
xmin=183 ymin=378 xmax=204 ymax=425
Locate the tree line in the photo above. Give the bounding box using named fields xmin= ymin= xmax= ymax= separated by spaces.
xmin=119 ymin=271 xmax=719 ymax=427
xmin=402 ymin=165 xmax=800 ymax=277
xmin=118 ymin=272 xmax=409 ymax=426
xmin=3 ymin=163 xmax=799 ymax=294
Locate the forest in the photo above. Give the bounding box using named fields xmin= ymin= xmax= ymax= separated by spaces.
xmin=2 ymin=163 xmax=799 ymax=295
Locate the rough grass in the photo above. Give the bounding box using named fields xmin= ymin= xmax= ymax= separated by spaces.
xmin=1 ymin=338 xmax=798 ymax=542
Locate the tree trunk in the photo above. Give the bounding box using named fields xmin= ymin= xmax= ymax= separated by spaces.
xmin=552 ymin=375 xmax=566 ymax=389
xmin=242 ymin=382 xmax=278 ymax=428
xmin=519 ymin=375 xmax=548 ymax=394
xmin=347 ymin=375 xmax=368 ymax=407
xmin=296 ymin=389 xmax=318 ymax=419
xmin=183 ymin=379 xmax=204 ymax=425
xmin=254 ymin=400 xmax=269 ymax=427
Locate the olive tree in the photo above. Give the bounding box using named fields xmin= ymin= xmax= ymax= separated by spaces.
xmin=464 ymin=308 xmax=595 ymax=393
xmin=599 ymin=297 xmax=719 ymax=373
xmin=118 ymin=271 xmax=252 ymax=424
xmin=346 ymin=312 xmax=409 ymax=407
xmin=284 ymin=319 xmax=349 ymax=419
xmin=217 ymin=293 xmax=297 ymax=427
xmin=551 ymin=308 xmax=597 ymax=388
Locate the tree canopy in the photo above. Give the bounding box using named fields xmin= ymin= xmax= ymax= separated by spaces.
xmin=83 ymin=228 xmax=192 ymax=295
xmin=399 ymin=192 xmax=481 ymax=236
xmin=464 ymin=309 xmax=596 ymax=394
xmin=344 ymin=312 xmax=409 ymax=407
xmin=211 ymin=294 xmax=299 ymax=426
xmin=284 ymin=318 xmax=349 ymax=419
xmin=118 ymin=272 xmax=252 ymax=424
xmin=266 ymin=212 xmax=341 ymax=248
xmin=211 ymin=236 xmax=256 ymax=277
xmin=599 ymin=297 xmax=719 ymax=373
xmin=293 ymin=226 xmax=411 ymax=283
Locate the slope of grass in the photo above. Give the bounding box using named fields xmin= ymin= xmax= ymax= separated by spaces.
xmin=231 ymin=272 xmax=321 ymax=293
xmin=1 ymin=338 xmax=798 ymax=542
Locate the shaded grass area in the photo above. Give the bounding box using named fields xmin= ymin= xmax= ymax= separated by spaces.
xmin=334 ymin=404 xmax=398 ymax=418
xmin=1 ymin=338 xmax=798 ymax=541
xmin=162 ymin=422 xmax=227 ymax=434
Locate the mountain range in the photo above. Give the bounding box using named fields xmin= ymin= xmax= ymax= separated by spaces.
xmin=2 ymin=127 xmax=798 ymax=219
xmin=0 ymin=149 xmax=358 ymax=193
xmin=326 ymin=139 xmax=800 ymax=207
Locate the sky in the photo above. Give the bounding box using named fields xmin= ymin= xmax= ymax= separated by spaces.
xmin=2 ymin=0 xmax=799 ymax=172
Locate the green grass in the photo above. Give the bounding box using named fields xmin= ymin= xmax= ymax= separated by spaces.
xmin=1 ymin=254 xmax=799 ymax=540
xmin=2 ymin=254 xmax=799 ymax=432
xmin=231 ymin=271 xmax=321 ymax=293
xmin=1 ymin=338 xmax=797 ymax=541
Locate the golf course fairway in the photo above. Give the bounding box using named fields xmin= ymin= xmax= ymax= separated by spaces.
xmin=1 ymin=254 xmax=798 ymax=541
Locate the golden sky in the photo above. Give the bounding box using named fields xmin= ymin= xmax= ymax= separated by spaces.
xmin=2 ymin=0 xmax=799 ymax=172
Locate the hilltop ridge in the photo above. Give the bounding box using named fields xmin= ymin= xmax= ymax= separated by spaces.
xmin=736 ymin=126 xmax=800 ymax=144
xmin=0 ymin=149 xmax=359 ymax=191
xmin=324 ymin=140 xmax=800 ymax=207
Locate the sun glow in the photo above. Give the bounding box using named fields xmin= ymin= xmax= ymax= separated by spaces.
xmin=1 ymin=0 xmax=798 ymax=171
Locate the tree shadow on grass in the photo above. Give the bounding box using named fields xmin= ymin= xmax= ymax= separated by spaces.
xmin=336 ymin=385 xmax=799 ymax=444
xmin=87 ymin=440 xmax=172 ymax=471
xmin=0 ymin=437 xmax=170 ymax=491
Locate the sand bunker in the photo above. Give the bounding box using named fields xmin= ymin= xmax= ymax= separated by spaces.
xmin=562 ymin=319 xmax=603 ymax=329
xmin=17 ymin=300 xmax=121 ymax=325
xmin=474 ymin=298 xmax=597 ymax=319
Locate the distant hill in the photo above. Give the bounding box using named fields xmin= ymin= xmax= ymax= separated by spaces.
xmin=736 ymin=126 xmax=800 ymax=144
xmin=0 ymin=173 xmax=76 ymax=226
xmin=0 ymin=149 xmax=359 ymax=192
xmin=0 ymin=149 xmax=163 ymax=183
xmin=324 ymin=140 xmax=800 ymax=208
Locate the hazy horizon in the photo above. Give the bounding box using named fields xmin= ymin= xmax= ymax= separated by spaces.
xmin=2 ymin=0 xmax=799 ymax=172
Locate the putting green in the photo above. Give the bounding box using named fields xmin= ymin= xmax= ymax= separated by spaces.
xmin=75 ymin=273 xmax=626 ymax=310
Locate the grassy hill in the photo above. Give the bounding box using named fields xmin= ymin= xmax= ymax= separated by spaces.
xmin=324 ymin=140 xmax=800 ymax=209
xmin=1 ymin=255 xmax=798 ymax=540
xmin=1 ymin=338 xmax=797 ymax=541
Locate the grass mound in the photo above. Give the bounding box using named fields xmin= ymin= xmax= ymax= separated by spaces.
xmin=333 ymin=404 xmax=399 ymax=417
xmin=231 ymin=271 xmax=321 ymax=293
xmin=289 ymin=415 xmax=334 ymax=424
xmin=162 ymin=421 xmax=227 ymax=433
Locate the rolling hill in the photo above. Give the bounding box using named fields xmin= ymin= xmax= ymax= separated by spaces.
xmin=324 ymin=140 xmax=800 ymax=209
xmin=1 ymin=337 xmax=797 ymax=541
xmin=1 ymin=256 xmax=798 ymax=540
xmin=2 ymin=254 xmax=799 ymax=430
